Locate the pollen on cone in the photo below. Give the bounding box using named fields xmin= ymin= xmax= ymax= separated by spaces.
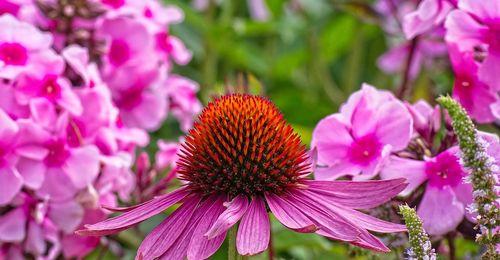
xmin=177 ymin=94 xmax=310 ymax=197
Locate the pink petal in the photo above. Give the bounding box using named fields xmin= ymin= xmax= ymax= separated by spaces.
xmin=237 ymin=198 xmax=270 ymax=256
xmin=16 ymin=157 xmax=46 ymax=189
xmin=265 ymin=192 xmax=317 ymax=232
xmin=444 ymin=10 xmax=486 ymax=52
xmin=205 ymin=195 xmax=249 ymax=239
xmin=157 ymin=196 xmax=217 ymax=260
xmin=187 ymin=196 xmax=227 ymax=260
xmin=380 ymin=156 xmax=427 ymax=196
xmin=48 ymin=200 xmax=84 ymax=233
xmin=169 ymin=36 xmax=192 ymax=65
xmin=304 ymin=178 xmax=407 ymax=209
xmin=351 ymin=231 xmax=390 ymax=252
xmin=15 ymin=145 xmax=48 ymax=160
xmin=284 ymin=190 xmax=359 ymax=241
xmin=453 ymin=183 xmax=475 ymax=222
xmin=63 ymin=146 xmax=100 ymax=189
xmin=375 ymin=101 xmax=412 ymax=150
xmin=38 ymin=167 xmax=78 ymax=201
xmin=25 ymin=221 xmax=46 ymax=255
xmin=77 ymin=187 xmax=189 ymax=236
xmin=459 ymin=0 xmax=500 ymax=20
xmin=311 ymin=114 xmax=353 ymax=165
xmin=29 ymin=98 xmax=57 ymax=129
xmin=0 ymin=108 xmax=18 ymax=141
xmin=0 ymin=207 xmax=26 ymax=242
xmin=328 ymin=203 xmax=406 ymax=233
xmin=417 ymin=186 xmax=465 ymax=235
xmin=478 ymin=48 xmax=500 ymax=92
xmin=137 ymin=195 xmax=201 ymax=259
xmin=61 ymin=45 xmax=90 ymax=85
xmin=58 ymin=81 xmax=83 ymax=116
xmin=0 ymin=167 xmax=23 ymax=205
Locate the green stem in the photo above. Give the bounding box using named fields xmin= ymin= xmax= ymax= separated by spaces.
xmin=228 ymin=225 xmax=244 ymax=260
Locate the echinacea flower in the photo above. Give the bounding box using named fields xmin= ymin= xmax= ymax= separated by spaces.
xmin=78 ymin=94 xmax=408 ymax=259
xmin=312 ymin=84 xmax=413 ymax=180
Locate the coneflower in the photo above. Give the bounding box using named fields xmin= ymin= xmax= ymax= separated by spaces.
xmin=77 ymin=94 xmax=408 ymax=259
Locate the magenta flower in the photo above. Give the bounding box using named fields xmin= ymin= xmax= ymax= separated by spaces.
xmin=0 ymin=108 xmax=22 ymax=206
xmin=78 ymin=94 xmax=407 ymax=258
xmin=448 ymin=45 xmax=498 ymax=123
xmin=381 ymin=148 xmax=473 ymax=235
xmin=312 ymin=84 xmax=413 ymax=180
xmin=0 ymin=14 xmax=58 ymax=80
xmin=445 ymin=0 xmax=500 ymax=93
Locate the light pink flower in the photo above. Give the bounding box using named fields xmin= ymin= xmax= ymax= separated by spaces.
xmin=0 ymin=14 xmax=58 ymax=80
xmin=155 ymin=140 xmax=179 ymax=172
xmin=78 ymin=95 xmax=407 ymax=258
xmin=403 ymin=0 xmax=454 ymax=39
xmin=381 ymin=148 xmax=473 ymax=235
xmin=312 ymin=84 xmax=413 ymax=180
xmin=165 ymin=75 xmax=202 ymax=132
xmin=445 ymin=0 xmax=500 ymax=92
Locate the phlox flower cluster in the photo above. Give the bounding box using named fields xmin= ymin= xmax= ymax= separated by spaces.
xmin=0 ymin=0 xmax=199 ymax=259
xmin=376 ymin=0 xmax=500 ymax=123
xmin=312 ymin=84 xmax=499 ymax=238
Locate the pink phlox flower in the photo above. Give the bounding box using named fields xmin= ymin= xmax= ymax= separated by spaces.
xmin=312 ymin=84 xmax=413 ymax=180
xmin=165 ymin=74 xmax=202 ymax=132
xmin=403 ymin=0 xmax=455 ymax=39
xmin=381 ymin=147 xmax=474 ymax=235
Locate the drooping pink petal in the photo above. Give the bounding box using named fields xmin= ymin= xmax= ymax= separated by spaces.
xmin=284 ymin=190 xmax=359 ymax=241
xmin=158 ymin=195 xmax=220 ymax=260
xmin=0 ymin=207 xmax=26 ymax=242
xmin=380 ymin=156 xmax=427 ymax=196
xmin=265 ymin=192 xmax=317 ymax=232
xmin=322 ymin=201 xmax=406 ymax=233
xmin=417 ymin=186 xmax=465 ymax=235
xmin=48 ymin=200 xmax=84 ymax=233
xmin=77 ymin=187 xmax=189 ymax=236
xmin=0 ymin=167 xmax=23 ymax=206
xmin=304 ymin=178 xmax=407 ymax=209
xmin=205 ymin=195 xmax=249 ymax=239
xmin=137 ymin=195 xmax=201 ymax=259
xmin=351 ymin=231 xmax=390 ymax=252
xmin=187 ymin=196 xmax=227 ymax=260
xmin=58 ymin=81 xmax=83 ymax=116
xmin=237 ymin=198 xmax=270 ymax=256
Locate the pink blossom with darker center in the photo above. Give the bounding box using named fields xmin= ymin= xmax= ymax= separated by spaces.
xmin=39 ymin=75 xmax=62 ymax=102
xmin=114 ymin=86 xmax=144 ymax=110
xmin=108 ymin=39 xmax=130 ymax=67
xmin=425 ymin=151 xmax=464 ymax=188
xmin=44 ymin=139 xmax=70 ymax=167
xmin=347 ymin=134 xmax=382 ymax=166
xmin=0 ymin=42 xmax=28 ymax=65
